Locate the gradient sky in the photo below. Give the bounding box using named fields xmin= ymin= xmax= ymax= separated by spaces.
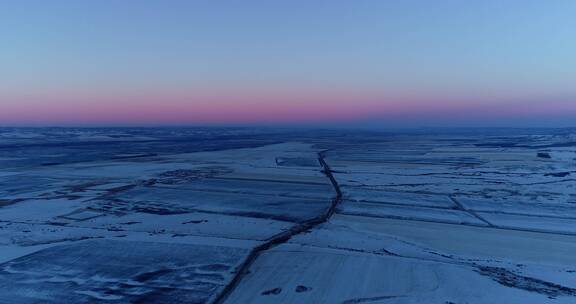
xmin=1 ymin=0 xmax=575 ymax=127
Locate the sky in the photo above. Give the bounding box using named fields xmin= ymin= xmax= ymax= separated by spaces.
xmin=1 ymin=0 xmax=575 ymax=127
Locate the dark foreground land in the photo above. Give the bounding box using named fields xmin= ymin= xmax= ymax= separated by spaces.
xmin=1 ymin=127 xmax=576 ymax=303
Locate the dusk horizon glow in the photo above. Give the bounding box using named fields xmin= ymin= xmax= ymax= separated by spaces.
xmin=2 ymin=92 xmax=576 ymax=127
xmin=1 ymin=0 xmax=575 ymax=127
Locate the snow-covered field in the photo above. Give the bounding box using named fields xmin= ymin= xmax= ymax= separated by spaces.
xmin=1 ymin=127 xmax=575 ymax=303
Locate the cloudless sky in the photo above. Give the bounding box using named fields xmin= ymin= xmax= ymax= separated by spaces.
xmin=1 ymin=0 xmax=575 ymax=126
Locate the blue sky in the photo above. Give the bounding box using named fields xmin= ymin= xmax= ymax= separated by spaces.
xmin=1 ymin=0 xmax=575 ymax=126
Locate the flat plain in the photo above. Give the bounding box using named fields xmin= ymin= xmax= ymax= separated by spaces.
xmin=1 ymin=127 xmax=575 ymax=303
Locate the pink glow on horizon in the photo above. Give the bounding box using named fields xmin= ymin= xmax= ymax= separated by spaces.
xmin=1 ymin=90 xmax=575 ymax=125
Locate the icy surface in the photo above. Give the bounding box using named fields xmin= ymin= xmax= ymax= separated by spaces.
xmin=1 ymin=127 xmax=576 ymax=303
xmin=0 ymin=240 xmax=247 ymax=304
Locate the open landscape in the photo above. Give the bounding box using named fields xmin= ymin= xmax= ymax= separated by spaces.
xmin=2 ymin=2 xmax=575 ymax=302
xmin=1 ymin=127 xmax=575 ymax=303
